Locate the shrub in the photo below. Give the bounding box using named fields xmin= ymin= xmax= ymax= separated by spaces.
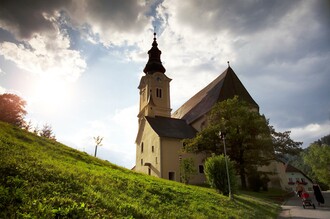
xmin=204 ymin=154 xmax=237 ymax=195
xmin=180 ymin=158 xmax=197 ymax=184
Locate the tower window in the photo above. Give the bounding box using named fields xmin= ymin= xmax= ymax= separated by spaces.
xmin=141 ymin=159 xmax=143 ymax=166
xmin=152 ymin=146 xmax=154 ymax=152
xmin=156 ymin=88 xmax=162 ymax=98
xmin=141 ymin=143 xmax=144 ymax=153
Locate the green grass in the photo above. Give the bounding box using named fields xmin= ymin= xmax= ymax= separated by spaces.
xmin=0 ymin=121 xmax=281 ymax=218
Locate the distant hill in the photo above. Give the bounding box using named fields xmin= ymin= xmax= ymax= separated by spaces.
xmin=0 ymin=121 xmax=280 ymax=218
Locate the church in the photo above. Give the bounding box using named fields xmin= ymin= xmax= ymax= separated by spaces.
xmin=134 ymin=33 xmax=279 ymax=185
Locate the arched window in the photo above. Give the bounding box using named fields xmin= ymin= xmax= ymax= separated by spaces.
xmin=141 ymin=143 xmax=144 ymax=153
xmin=156 ymin=88 xmax=162 ymax=98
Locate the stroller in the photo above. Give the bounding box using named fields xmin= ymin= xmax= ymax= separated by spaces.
xmin=300 ymin=192 xmax=315 ymax=209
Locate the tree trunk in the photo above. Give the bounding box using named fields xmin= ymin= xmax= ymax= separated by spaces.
xmin=239 ymin=147 xmax=247 ymax=189
xmin=94 ymin=145 xmax=98 ymax=157
xmin=240 ymin=166 xmax=247 ymax=189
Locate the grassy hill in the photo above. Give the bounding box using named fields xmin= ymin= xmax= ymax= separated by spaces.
xmin=0 ymin=121 xmax=281 ymax=218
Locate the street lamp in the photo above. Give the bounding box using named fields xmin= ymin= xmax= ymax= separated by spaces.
xmin=179 ymin=155 xmax=182 ymax=183
xmin=219 ymin=131 xmax=232 ymax=200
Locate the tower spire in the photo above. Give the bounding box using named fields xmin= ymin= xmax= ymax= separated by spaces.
xmin=143 ymin=32 xmax=166 ymax=74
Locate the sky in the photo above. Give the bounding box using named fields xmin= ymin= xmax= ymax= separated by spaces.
xmin=0 ymin=0 xmax=329 ymax=169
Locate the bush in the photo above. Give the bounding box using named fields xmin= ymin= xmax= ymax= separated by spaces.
xmin=204 ymin=154 xmax=237 ymax=195
xmin=180 ymin=158 xmax=197 ymax=184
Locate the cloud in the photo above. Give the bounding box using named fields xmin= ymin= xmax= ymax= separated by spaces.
xmin=0 ymin=0 xmax=70 ymax=40
xmin=0 ymin=31 xmax=86 ymax=81
xmin=290 ymin=122 xmax=330 ymax=147
xmin=0 ymin=0 xmax=152 ymax=45
xmin=0 ymin=0 xmax=154 ymax=83
xmin=0 ymin=67 xmax=5 ymax=77
xmin=69 ymin=0 xmax=151 ymax=46
xmin=154 ymin=1 xmax=330 ymax=129
xmin=160 ymin=0 xmax=330 ymax=40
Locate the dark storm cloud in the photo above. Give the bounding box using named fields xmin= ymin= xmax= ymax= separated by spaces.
xmin=159 ymin=0 xmax=330 ymax=143
xmin=0 ymin=0 xmax=71 ymax=39
xmin=162 ymin=0 xmax=330 ymax=73
xmin=172 ymin=0 xmax=299 ymax=35
xmin=0 ymin=0 xmax=149 ymax=41
xmin=80 ymin=0 xmax=147 ymax=32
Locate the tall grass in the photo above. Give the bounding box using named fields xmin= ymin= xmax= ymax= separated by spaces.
xmin=0 ymin=121 xmax=281 ymax=218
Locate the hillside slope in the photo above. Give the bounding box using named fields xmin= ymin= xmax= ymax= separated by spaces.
xmin=0 ymin=122 xmax=280 ymax=218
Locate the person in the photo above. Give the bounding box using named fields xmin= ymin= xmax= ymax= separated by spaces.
xmin=312 ymin=183 xmax=325 ymax=206
xmin=296 ymin=181 xmax=305 ymax=198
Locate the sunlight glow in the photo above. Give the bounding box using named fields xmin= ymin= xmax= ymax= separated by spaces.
xmin=31 ymin=75 xmax=73 ymax=113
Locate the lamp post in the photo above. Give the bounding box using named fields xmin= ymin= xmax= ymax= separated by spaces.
xmin=219 ymin=131 xmax=232 ymax=200
xmin=179 ymin=155 xmax=182 ymax=183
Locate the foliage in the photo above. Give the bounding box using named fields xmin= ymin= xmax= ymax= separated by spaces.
xmin=270 ymin=126 xmax=302 ymax=156
xmin=0 ymin=93 xmax=27 ymax=127
xmin=39 ymin=123 xmax=56 ymax=140
xmin=204 ymin=154 xmax=238 ymax=195
xmin=0 ymin=121 xmax=281 ymax=218
xmin=284 ymin=152 xmax=316 ymax=185
xmin=180 ymin=157 xmax=197 ymax=184
xmin=22 ymin=120 xmax=33 ymax=132
xmin=283 ymin=134 xmax=330 ymax=190
xmin=313 ymin=133 xmax=330 ymax=146
xmin=303 ymin=143 xmax=330 ymax=187
xmin=184 ymin=96 xmax=274 ymax=189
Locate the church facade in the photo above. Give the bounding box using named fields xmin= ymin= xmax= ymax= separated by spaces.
xmin=135 ymin=33 xmax=281 ymax=186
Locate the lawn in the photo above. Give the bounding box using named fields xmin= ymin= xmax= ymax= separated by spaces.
xmin=0 ymin=121 xmax=282 ymax=218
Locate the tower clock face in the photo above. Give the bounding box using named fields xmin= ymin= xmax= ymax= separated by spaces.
xmin=156 ymin=76 xmax=162 ymax=82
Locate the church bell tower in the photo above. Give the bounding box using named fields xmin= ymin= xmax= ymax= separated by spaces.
xmin=137 ymin=33 xmax=172 ymax=122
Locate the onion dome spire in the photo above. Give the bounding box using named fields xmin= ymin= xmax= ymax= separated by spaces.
xmin=143 ymin=32 xmax=166 ymax=74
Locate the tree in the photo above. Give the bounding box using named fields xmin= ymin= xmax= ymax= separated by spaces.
xmin=183 ymin=96 xmax=302 ymax=189
xmin=184 ymin=96 xmax=273 ymax=189
xmin=39 ymin=124 xmax=56 ymax=140
xmin=0 ymin=93 xmax=27 ymax=127
xmin=22 ymin=120 xmax=33 ymax=132
xmin=303 ymin=143 xmax=330 ymax=187
xmin=204 ymin=154 xmax=237 ymax=195
xmin=313 ymin=134 xmax=330 ymax=146
xmin=180 ymin=157 xmax=197 ymax=184
xmin=270 ymin=126 xmax=302 ymax=156
xmin=33 ymin=125 xmax=40 ymax=135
